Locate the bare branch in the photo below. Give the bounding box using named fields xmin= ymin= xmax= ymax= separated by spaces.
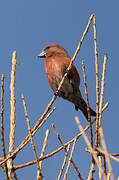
xmin=52 ymin=123 xmax=83 ymax=180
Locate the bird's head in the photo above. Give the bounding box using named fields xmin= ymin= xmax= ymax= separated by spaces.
xmin=37 ymin=44 xmax=69 ymax=58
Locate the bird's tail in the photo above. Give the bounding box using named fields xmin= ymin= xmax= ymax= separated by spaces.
xmin=66 ymin=90 xmax=96 ymax=121
xmin=76 ymin=98 xmax=96 ymax=121
xmin=63 ymin=89 xmax=96 ymax=120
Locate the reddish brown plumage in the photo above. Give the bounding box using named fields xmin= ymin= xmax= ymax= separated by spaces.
xmin=37 ymin=44 xmax=96 ymax=120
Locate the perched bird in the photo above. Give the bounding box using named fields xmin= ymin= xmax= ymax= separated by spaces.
xmin=37 ymin=44 xmax=96 ymax=120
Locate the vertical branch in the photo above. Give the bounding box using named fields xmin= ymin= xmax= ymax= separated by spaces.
xmin=100 ymin=128 xmax=114 ymax=180
xmin=9 ymin=51 xmax=17 ymax=152
xmin=63 ymin=138 xmax=77 ymax=180
xmin=99 ymin=54 xmax=108 ymax=179
xmin=22 ymin=94 xmax=40 ymax=180
xmin=75 ymin=116 xmax=107 ymax=180
xmin=93 ymin=16 xmax=100 ymax=148
xmin=1 ymin=74 xmax=9 ymax=179
xmin=87 ymin=163 xmax=95 ymax=180
xmin=52 ymin=124 xmax=83 ymax=180
xmin=38 ymin=129 xmax=50 ymax=180
xmin=7 ymin=51 xmax=17 ymax=180
xmin=13 ymin=171 xmax=18 ymax=180
xmin=57 ymin=144 xmax=71 ymax=180
xmin=82 ymin=60 xmax=96 ymax=178
xmin=81 ymin=61 xmax=93 ymax=146
xmin=99 ymin=54 xmax=108 ymax=127
xmin=103 ymin=154 xmax=107 ymax=176
xmin=93 ymin=15 xmax=103 ymax=180
xmin=1 ymin=74 xmax=6 ymax=158
xmin=82 ymin=60 xmax=95 ymax=179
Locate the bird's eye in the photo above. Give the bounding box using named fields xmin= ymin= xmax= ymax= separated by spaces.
xmin=44 ymin=46 xmax=50 ymax=51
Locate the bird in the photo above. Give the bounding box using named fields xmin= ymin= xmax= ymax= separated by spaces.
xmin=37 ymin=44 xmax=96 ymax=120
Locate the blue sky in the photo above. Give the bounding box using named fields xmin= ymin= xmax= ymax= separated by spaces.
xmin=0 ymin=0 xmax=119 ymax=179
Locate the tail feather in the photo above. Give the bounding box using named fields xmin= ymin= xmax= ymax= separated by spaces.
xmin=62 ymin=89 xmax=96 ymax=121
xmin=75 ymin=98 xmax=96 ymax=120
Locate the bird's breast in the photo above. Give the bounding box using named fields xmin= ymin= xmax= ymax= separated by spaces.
xmin=45 ymin=59 xmax=75 ymax=97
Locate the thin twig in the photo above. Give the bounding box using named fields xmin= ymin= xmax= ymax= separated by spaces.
xmin=57 ymin=144 xmax=71 ymax=180
xmin=1 ymin=74 xmax=6 ymax=159
xmin=16 ymin=106 xmax=56 ymax=155
xmin=82 ymin=61 xmax=93 ymax=145
xmin=99 ymin=54 xmax=108 ymax=178
xmin=75 ymin=116 xmax=107 ymax=180
xmin=93 ymin=15 xmax=100 ymax=149
xmin=63 ymin=137 xmax=77 ymax=180
xmin=82 ymin=59 xmax=98 ymax=179
xmin=82 ymin=61 xmax=95 ymax=179
xmin=99 ymin=128 xmax=114 ymax=180
xmin=93 ymin=15 xmax=102 ymax=180
xmin=99 ymin=54 xmax=108 ymax=180
xmin=13 ymin=171 xmax=18 ymax=180
xmin=22 ymin=94 xmax=40 ymax=180
xmin=87 ymin=147 xmax=119 ymax=163
xmin=52 ymin=124 xmax=83 ymax=180
xmin=0 ymin=157 xmax=4 ymax=161
xmin=110 ymin=154 xmax=119 ymax=157
xmin=99 ymin=54 xmax=108 ymax=127
xmin=103 ymin=154 xmax=107 ymax=176
xmin=88 ymin=162 xmax=95 ymax=180
xmin=1 ymin=74 xmax=9 ymax=179
xmin=38 ymin=129 xmax=50 ymax=180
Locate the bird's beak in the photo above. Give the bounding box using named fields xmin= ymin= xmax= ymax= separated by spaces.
xmin=37 ymin=51 xmax=46 ymax=58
